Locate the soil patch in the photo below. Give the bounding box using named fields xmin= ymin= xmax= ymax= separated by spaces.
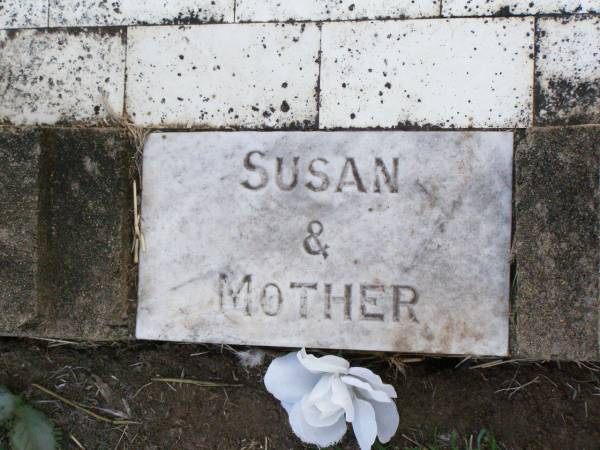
xmin=1 ymin=338 xmax=599 ymax=449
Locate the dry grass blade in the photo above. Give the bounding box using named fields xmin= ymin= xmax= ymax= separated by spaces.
xmin=29 ymin=337 xmax=99 ymax=349
xmin=102 ymin=100 xmax=149 ymax=155
xmin=103 ymin=99 xmax=149 ymax=264
xmin=385 ymin=354 xmax=423 ymax=379
xmin=32 ymin=384 xmax=139 ymax=425
xmin=454 ymin=356 xmax=472 ymax=368
xmin=132 ymin=179 xmax=146 ymax=264
xmin=69 ymin=434 xmax=86 ymax=450
xmin=469 ymin=358 xmax=525 ymax=369
xmin=402 ymin=433 xmax=422 ymax=447
xmin=495 ymin=376 xmax=540 ymax=398
xmin=151 ymin=377 xmax=242 ymax=388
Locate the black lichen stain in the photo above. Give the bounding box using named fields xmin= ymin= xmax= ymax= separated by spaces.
xmin=536 ymin=77 xmax=600 ymax=126
xmin=160 ymin=8 xmax=225 ymax=25
xmin=492 ymin=6 xmax=512 ymax=17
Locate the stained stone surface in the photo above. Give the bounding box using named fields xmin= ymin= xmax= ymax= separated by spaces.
xmin=0 ymin=128 xmax=42 ymax=334
xmin=0 ymin=29 xmax=126 ymax=125
xmin=0 ymin=0 xmax=48 ymax=28
xmin=319 ymin=18 xmax=534 ymax=129
xmin=514 ymin=126 xmax=600 ymax=360
xmin=137 ymin=131 xmax=513 ymax=356
xmin=443 ymin=0 xmax=599 ymax=16
xmin=49 ymin=0 xmax=233 ymax=26
xmin=235 ymin=0 xmax=439 ymax=22
xmin=535 ymin=16 xmax=600 ymax=125
xmin=0 ymin=128 xmax=133 ymax=340
xmin=126 ymin=24 xmax=320 ymax=128
xmin=38 ymin=129 xmax=132 ymax=340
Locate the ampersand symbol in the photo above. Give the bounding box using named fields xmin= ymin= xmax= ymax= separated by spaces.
xmin=303 ymin=220 xmax=329 ymax=259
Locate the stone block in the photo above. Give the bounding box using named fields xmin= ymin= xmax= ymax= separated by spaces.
xmin=535 ymin=16 xmax=600 ymax=125
xmin=0 ymin=29 xmax=126 ymax=125
xmin=0 ymin=128 xmax=42 ymax=333
xmin=514 ymin=126 xmax=600 ymax=360
xmin=0 ymin=0 xmax=48 ymax=29
xmin=442 ymin=0 xmax=599 ymax=16
xmin=319 ymin=18 xmax=534 ymax=129
xmin=49 ymin=0 xmax=233 ymax=27
xmin=0 ymin=127 xmax=133 ymax=340
xmin=137 ymin=131 xmax=512 ymax=355
xmin=126 ymin=24 xmax=320 ymax=129
xmin=235 ymin=0 xmax=439 ymax=22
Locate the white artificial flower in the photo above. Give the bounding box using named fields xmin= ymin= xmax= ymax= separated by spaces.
xmin=264 ymin=348 xmax=399 ymax=450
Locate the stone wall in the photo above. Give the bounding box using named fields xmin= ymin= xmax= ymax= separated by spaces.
xmin=0 ymin=1 xmax=599 ymax=359
xmin=1 ymin=2 xmax=599 ymax=128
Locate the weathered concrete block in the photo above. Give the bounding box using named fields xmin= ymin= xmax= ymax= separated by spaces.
xmin=126 ymin=24 xmax=320 ymax=129
xmin=0 ymin=29 xmax=126 ymax=125
xmin=443 ymin=0 xmax=599 ymax=16
xmin=535 ymin=16 xmax=600 ymax=125
xmin=235 ymin=0 xmax=439 ymax=22
xmin=0 ymin=128 xmax=42 ymax=333
xmin=514 ymin=126 xmax=600 ymax=360
xmin=38 ymin=128 xmax=133 ymax=340
xmin=0 ymin=127 xmax=133 ymax=340
xmin=49 ymin=0 xmax=233 ymax=27
xmin=319 ymin=18 xmax=534 ymax=129
xmin=0 ymin=0 xmax=48 ymax=29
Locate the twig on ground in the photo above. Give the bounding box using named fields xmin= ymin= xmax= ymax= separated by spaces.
xmin=114 ymin=424 xmax=129 ymax=450
xmin=469 ymin=359 xmax=525 ymax=369
xmin=32 ymin=383 xmax=139 ymax=425
xmin=29 ymin=337 xmax=99 ymax=348
xmin=151 ymin=377 xmax=242 ymax=388
xmin=495 ymin=376 xmax=540 ymax=398
xmin=132 ymin=382 xmax=153 ymax=399
xmin=69 ymin=434 xmax=86 ymax=450
xmin=402 ymin=433 xmax=422 ymax=447
xmin=455 ymin=356 xmax=472 ymax=368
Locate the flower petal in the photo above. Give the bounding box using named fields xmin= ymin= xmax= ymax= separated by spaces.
xmin=301 ymin=395 xmax=345 ymax=428
xmin=348 ymin=367 xmax=397 ymax=398
xmin=281 ymin=401 xmax=294 ymax=415
xmin=289 ymin=399 xmax=347 ymax=447
xmin=298 ymin=348 xmax=350 ymax=374
xmin=351 ymin=398 xmax=378 ymax=450
xmin=313 ymin=395 xmax=341 ymax=418
xmin=331 ymin=376 xmax=355 ymax=421
xmin=341 ymin=375 xmax=392 ymax=403
xmin=265 ymin=352 xmax=320 ymax=404
xmin=307 ymin=374 xmax=333 ymax=403
xmin=302 ymin=376 xmax=344 ymax=427
xmin=372 ymin=400 xmax=400 ymax=443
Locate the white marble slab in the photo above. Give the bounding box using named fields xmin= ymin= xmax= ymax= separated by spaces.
xmin=236 ymin=0 xmax=439 ymax=22
xmin=0 ymin=0 xmax=47 ymax=29
xmin=49 ymin=0 xmax=233 ymax=27
xmin=137 ymin=131 xmax=512 ymax=356
xmin=126 ymin=24 xmax=320 ymax=128
xmin=0 ymin=29 xmax=125 ymax=125
xmin=442 ymin=0 xmax=599 ymax=16
xmin=319 ymin=18 xmax=534 ymax=129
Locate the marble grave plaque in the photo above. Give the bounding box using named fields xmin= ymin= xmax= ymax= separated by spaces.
xmin=137 ymin=131 xmax=512 ymax=355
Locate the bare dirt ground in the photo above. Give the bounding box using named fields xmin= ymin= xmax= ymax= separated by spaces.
xmin=1 ymin=338 xmax=599 ymax=450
